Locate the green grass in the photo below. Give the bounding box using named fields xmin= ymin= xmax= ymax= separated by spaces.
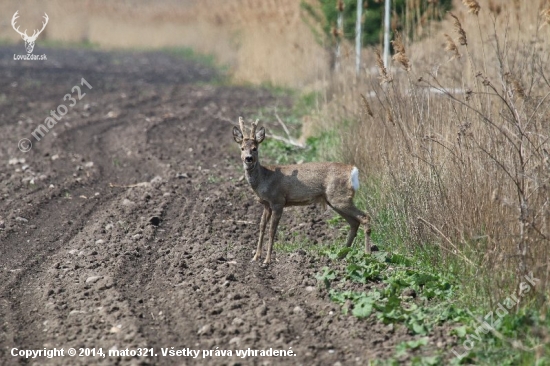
xmin=260 ymin=132 xmax=335 ymax=165
xmin=0 ymin=37 xmax=100 ymax=50
xmin=317 ymin=245 xmax=467 ymax=331
xmin=207 ymin=174 xmax=223 ymax=184
xmin=0 ymin=38 xmax=16 ymax=46
xmin=313 ymin=240 xmax=549 ymax=365
xmin=247 ymin=88 xmax=336 ymax=166
xmin=354 ymin=177 xmax=490 ymax=309
xmin=39 ymin=39 xmax=100 ymax=49
xmin=156 ymin=47 xmax=230 ymax=85
xmin=351 ymin=179 xmax=549 ymax=364
xmin=273 ymin=236 xmax=318 ymax=254
xmin=4 ymin=38 xmax=229 ymax=81
xmin=161 ymin=46 xmax=226 ymax=71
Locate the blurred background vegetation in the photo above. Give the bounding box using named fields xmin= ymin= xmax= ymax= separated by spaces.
xmin=305 ymin=0 xmax=452 ymax=46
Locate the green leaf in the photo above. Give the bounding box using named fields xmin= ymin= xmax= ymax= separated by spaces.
xmin=411 ymin=322 xmax=428 ymax=335
xmin=352 ymin=297 xmax=373 ymax=318
xmin=384 ymin=295 xmax=401 ymax=312
xmin=389 ymin=253 xmax=413 ymax=266
xmin=420 ymin=356 xmax=441 ymax=366
xmin=412 ymin=273 xmax=437 ymax=286
xmin=411 ymin=355 xmax=440 ymax=366
xmin=451 ymin=325 xmax=468 ymax=338
xmin=394 ymin=342 xmax=409 ymax=357
xmin=373 ymin=251 xmax=390 ymax=263
xmin=407 ymin=337 xmax=429 ymax=349
xmin=329 ymin=289 xmax=347 ymax=304
xmin=337 ymin=247 xmax=351 ymax=259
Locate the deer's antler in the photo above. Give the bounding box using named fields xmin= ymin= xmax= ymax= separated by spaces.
xmin=250 ymin=119 xmax=259 ymax=139
xmin=11 ymin=11 xmax=48 ymax=41
xmin=28 ymin=13 xmax=48 ymax=41
xmin=237 ymin=117 xmax=260 ymax=139
xmin=239 ymin=116 xmax=245 ymax=135
xmin=11 ymin=11 xmax=28 ymax=39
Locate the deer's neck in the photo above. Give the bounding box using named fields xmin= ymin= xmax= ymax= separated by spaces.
xmin=245 ymin=162 xmax=264 ymax=190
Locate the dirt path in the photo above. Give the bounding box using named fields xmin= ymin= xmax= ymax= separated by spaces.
xmin=0 ymin=47 xmax=419 ymax=365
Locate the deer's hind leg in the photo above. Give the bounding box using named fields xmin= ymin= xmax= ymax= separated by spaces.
xmin=328 ymin=198 xmax=372 ymax=253
xmin=253 ymin=204 xmax=271 ymax=261
xmin=331 ymin=208 xmax=360 ymax=247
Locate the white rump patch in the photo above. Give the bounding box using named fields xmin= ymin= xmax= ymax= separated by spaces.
xmin=350 ymin=166 xmax=360 ymax=191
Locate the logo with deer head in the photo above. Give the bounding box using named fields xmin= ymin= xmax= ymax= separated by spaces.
xmin=11 ymin=11 xmax=49 ymax=54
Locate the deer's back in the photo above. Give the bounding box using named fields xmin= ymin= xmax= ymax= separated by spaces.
xmin=256 ymin=162 xmax=356 ymax=205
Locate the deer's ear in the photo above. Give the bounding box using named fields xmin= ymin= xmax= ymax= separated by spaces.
xmin=255 ymin=127 xmax=265 ymax=144
xmin=233 ymin=126 xmax=243 ymax=143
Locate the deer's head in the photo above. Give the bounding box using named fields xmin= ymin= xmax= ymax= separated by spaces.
xmin=233 ymin=117 xmax=265 ymax=171
xmin=11 ymin=11 xmax=49 ymax=54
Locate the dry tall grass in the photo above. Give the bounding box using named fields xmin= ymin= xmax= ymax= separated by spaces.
xmin=316 ymin=0 xmax=550 ymax=306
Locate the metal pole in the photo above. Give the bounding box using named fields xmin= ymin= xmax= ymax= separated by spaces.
xmin=383 ymin=0 xmax=391 ymax=68
xmin=355 ymin=0 xmax=362 ymax=76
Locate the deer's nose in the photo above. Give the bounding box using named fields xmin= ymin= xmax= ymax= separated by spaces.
xmin=245 ymin=156 xmax=253 ymax=163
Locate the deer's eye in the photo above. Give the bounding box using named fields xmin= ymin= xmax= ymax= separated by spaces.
xmin=241 ymin=147 xmax=244 ymax=151
xmin=252 ymin=147 xmax=257 ymax=152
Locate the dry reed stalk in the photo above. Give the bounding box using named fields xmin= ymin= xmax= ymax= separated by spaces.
xmin=385 ymin=108 xmax=394 ymax=126
xmin=449 ymin=10 xmax=486 ymax=111
xmin=449 ymin=12 xmax=467 ymax=46
xmin=417 ymin=217 xmax=475 ymax=266
xmin=360 ymin=94 xmax=373 ymax=118
xmin=504 ymin=72 xmax=526 ymax=99
xmin=443 ymin=33 xmax=461 ymax=60
xmin=488 ymin=0 xmax=501 ymax=15
xmin=462 ymin=0 xmax=481 ymax=15
xmin=462 ymin=0 xmax=488 ymax=78
xmin=375 ymin=49 xmax=393 ymax=84
xmin=391 ymin=31 xmax=411 ymax=71
xmin=542 ymin=8 xmax=550 ymax=27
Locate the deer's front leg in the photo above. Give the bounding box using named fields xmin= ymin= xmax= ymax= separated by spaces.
xmin=252 ymin=205 xmax=271 ymax=261
xmin=264 ymin=204 xmax=283 ymax=264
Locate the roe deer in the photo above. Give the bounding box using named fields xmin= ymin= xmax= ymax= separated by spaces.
xmin=233 ymin=117 xmax=372 ymax=264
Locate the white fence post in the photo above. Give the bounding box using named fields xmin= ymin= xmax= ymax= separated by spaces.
xmin=383 ymin=0 xmax=391 ymax=68
xmin=355 ymin=0 xmax=363 ymax=76
xmin=335 ymin=0 xmax=344 ymax=72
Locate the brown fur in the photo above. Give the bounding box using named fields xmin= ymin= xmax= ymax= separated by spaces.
xmin=233 ymin=117 xmax=371 ymax=264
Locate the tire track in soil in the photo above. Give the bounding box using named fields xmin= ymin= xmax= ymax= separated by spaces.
xmin=0 ymin=192 xmax=104 ymax=362
xmin=0 ymin=114 xmax=134 ymax=363
xmin=0 ymin=47 xmax=444 ymax=366
xmin=0 ymin=93 xmax=172 ymax=364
